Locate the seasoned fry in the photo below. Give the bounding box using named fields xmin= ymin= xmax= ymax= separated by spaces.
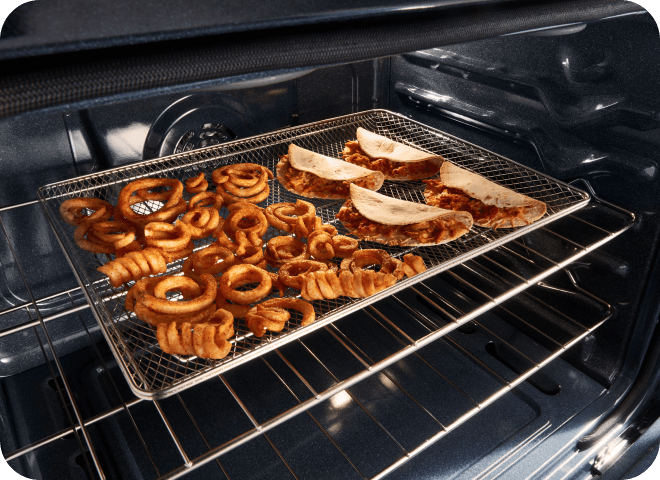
xmin=117 ymin=178 xmax=186 ymax=228
xmin=212 ymin=163 xmax=273 ymax=205
xmin=180 ymin=207 xmax=221 ymax=240
xmin=265 ymin=236 xmax=309 ymax=267
xmin=265 ymin=200 xmax=316 ymax=233
xmin=59 ymin=198 xmax=113 ymax=226
xmin=156 ymin=309 xmax=234 ymax=359
xmin=188 ymin=191 xmax=223 ymax=211
xmin=98 ymin=248 xmax=169 ymax=287
xmin=182 ymin=244 xmax=239 ymax=281
xmin=223 ymin=206 xmax=269 ymax=248
xmin=279 ymin=259 xmax=338 ymax=290
xmin=185 ymin=172 xmax=209 ymax=194
xmin=125 ymin=275 xmax=217 ymax=326
xmin=245 ymin=298 xmax=315 ymax=337
xmin=137 ymin=274 xmax=217 ymax=315
xmin=144 ymin=221 xmax=192 ymax=251
xmin=218 ymin=264 xmax=272 ymax=306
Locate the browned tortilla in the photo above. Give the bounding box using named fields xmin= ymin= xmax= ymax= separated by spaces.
xmin=427 ymin=162 xmax=547 ymax=228
xmin=277 ymin=145 xmax=384 ymax=199
xmin=356 ymin=128 xmax=445 ymax=163
xmin=339 ymin=184 xmax=473 ymax=246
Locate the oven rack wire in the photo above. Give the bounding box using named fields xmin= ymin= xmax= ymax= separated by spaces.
xmin=37 ymin=109 xmax=590 ymax=399
xmin=1 ymin=186 xmax=634 ymax=480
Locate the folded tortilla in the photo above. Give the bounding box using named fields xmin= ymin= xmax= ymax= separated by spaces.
xmin=277 ymin=145 xmax=384 ymax=199
xmin=425 ymin=162 xmax=547 ymax=228
xmin=340 ymin=128 xmax=443 ymax=181
xmin=356 ymin=127 xmax=445 ymax=163
xmin=336 ymin=184 xmax=473 ymax=246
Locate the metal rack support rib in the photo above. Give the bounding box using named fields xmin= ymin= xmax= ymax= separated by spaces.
xmin=148 ymin=280 xmax=612 ymax=480
xmin=2 ymin=274 xmax=612 ymax=480
xmin=37 ymin=109 xmax=594 ymax=400
xmin=0 ymin=216 xmax=106 ymax=480
xmin=0 ymin=110 xmax=635 ymax=478
xmin=2 ymin=196 xmax=633 ymax=480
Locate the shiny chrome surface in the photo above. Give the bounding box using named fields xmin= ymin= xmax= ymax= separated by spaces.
xmin=2 ymin=185 xmax=633 ymax=479
xmin=38 ymin=110 xmax=592 ymax=399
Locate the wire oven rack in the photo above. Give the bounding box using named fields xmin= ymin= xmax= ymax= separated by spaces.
xmin=1 ymin=190 xmax=634 ymax=480
xmin=37 ymin=110 xmax=590 ymax=400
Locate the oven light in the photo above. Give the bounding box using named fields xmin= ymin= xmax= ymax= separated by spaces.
xmin=329 ymin=390 xmax=351 ymax=409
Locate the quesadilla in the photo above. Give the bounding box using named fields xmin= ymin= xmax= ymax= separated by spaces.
xmin=423 ymin=162 xmax=547 ymax=229
xmin=336 ymin=184 xmax=473 ymax=246
xmin=341 ymin=127 xmax=444 ymax=180
xmin=277 ymin=144 xmax=385 ymax=199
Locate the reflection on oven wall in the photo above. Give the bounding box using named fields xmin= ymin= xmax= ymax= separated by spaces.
xmin=388 ymin=12 xmax=660 ymax=390
xmin=68 ymin=60 xmax=384 ymax=169
xmin=390 ymin=13 xmax=660 ymax=211
xmin=0 ymin=58 xmax=387 ymax=378
xmin=0 ymin=60 xmax=385 ymax=207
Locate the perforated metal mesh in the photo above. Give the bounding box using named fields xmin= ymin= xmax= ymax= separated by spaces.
xmin=38 ymin=110 xmax=589 ymax=399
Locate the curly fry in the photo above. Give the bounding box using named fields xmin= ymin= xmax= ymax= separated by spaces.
xmin=117 ymin=178 xmax=186 ymax=228
xmin=223 ymin=206 xmax=269 ymax=248
xmin=308 ymin=230 xmax=335 ymax=260
xmin=212 ymin=163 xmax=273 ymax=205
xmin=218 ymin=264 xmax=272 ymax=306
xmin=331 ymin=235 xmax=359 ymax=258
xmin=185 ymin=172 xmax=209 ymax=194
xmin=188 ymin=191 xmax=223 ymax=211
xmin=156 ymin=309 xmax=234 ymax=359
xmin=279 ymin=259 xmax=338 ymax=290
xmin=265 ymin=200 xmax=316 ymax=233
xmin=245 ymin=298 xmax=315 ymax=337
xmin=98 ymin=247 xmax=169 ymax=288
xmin=182 ymin=244 xmax=239 ymax=281
xmin=144 ymin=221 xmax=192 ymax=251
xmin=59 ymin=198 xmax=114 ymax=226
xmin=180 ymin=207 xmax=221 ymax=240
xmin=300 ymin=269 xmax=395 ymax=301
xmin=88 ymin=220 xmax=136 ymax=249
xmin=136 ymin=274 xmax=217 ymax=315
xmin=265 ymin=236 xmax=309 ymax=267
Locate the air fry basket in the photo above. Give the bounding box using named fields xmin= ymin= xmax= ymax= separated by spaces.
xmin=38 ymin=110 xmax=589 ymax=400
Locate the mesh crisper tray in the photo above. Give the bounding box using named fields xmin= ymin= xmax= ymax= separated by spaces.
xmin=38 ymin=110 xmax=589 ymax=399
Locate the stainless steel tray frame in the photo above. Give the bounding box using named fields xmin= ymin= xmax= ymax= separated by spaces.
xmin=2 ymin=191 xmax=634 ymax=480
xmin=37 ymin=110 xmax=590 ymax=400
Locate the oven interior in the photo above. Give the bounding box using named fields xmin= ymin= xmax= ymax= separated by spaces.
xmin=1 ymin=11 xmax=659 ymax=480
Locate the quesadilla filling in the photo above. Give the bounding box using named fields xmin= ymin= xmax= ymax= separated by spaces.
xmin=423 ymin=180 xmax=531 ymax=228
xmin=336 ymin=200 xmax=469 ymax=244
xmin=342 ymin=141 xmax=440 ymax=179
xmin=278 ymin=155 xmax=380 ymax=196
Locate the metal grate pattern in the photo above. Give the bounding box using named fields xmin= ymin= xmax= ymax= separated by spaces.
xmin=2 ymin=187 xmax=634 ymax=480
xmin=37 ymin=110 xmax=590 ymax=399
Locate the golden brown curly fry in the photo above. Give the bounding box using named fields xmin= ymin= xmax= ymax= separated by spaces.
xmin=265 ymin=236 xmax=309 ymax=267
xmin=265 ymin=200 xmax=316 ymax=233
xmin=245 ymin=298 xmax=315 ymax=337
xmin=156 ymin=309 xmax=234 ymax=359
xmin=218 ymin=264 xmax=272 ymax=306
xmin=59 ymin=198 xmax=114 ymax=226
xmin=185 ymin=172 xmax=209 ymax=194
xmin=98 ymin=247 xmax=169 ymax=288
xmin=300 ymin=267 xmax=396 ymax=301
xmin=212 ymin=163 xmax=273 ymax=205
